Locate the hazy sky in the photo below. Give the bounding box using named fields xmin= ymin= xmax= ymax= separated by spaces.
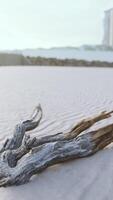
xmin=0 ymin=0 xmax=113 ymax=49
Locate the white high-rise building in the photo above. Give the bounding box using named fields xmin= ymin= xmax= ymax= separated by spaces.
xmin=103 ymin=8 xmax=113 ymax=47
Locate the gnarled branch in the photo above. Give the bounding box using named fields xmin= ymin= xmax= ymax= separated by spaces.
xmin=0 ymin=106 xmax=113 ymax=187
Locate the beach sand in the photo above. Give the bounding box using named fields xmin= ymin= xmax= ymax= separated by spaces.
xmin=0 ymin=147 xmax=113 ymax=200
xmin=0 ymin=67 xmax=113 ymax=200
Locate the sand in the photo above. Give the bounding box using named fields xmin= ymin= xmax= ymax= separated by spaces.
xmin=0 ymin=148 xmax=113 ymax=200
xmin=0 ymin=67 xmax=113 ymax=199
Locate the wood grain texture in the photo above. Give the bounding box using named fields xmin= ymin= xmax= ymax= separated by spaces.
xmin=0 ymin=105 xmax=113 ymax=187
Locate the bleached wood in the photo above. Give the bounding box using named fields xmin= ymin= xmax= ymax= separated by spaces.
xmin=0 ymin=106 xmax=113 ymax=187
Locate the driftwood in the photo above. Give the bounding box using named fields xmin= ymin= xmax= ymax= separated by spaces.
xmin=0 ymin=105 xmax=113 ymax=187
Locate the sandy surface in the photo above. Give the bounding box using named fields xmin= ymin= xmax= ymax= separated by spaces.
xmin=0 ymin=148 xmax=113 ymax=200
xmin=0 ymin=67 xmax=113 ymax=199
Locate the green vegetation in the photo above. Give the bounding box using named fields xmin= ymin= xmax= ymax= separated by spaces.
xmin=27 ymin=56 xmax=113 ymax=67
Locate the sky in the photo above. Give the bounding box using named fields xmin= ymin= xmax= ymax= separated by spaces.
xmin=0 ymin=0 xmax=113 ymax=49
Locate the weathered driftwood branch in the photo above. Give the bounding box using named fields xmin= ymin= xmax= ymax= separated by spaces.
xmin=0 ymin=106 xmax=113 ymax=187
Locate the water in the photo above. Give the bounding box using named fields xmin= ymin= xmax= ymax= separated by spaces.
xmin=0 ymin=66 xmax=113 ymax=144
xmin=22 ymin=49 xmax=113 ymax=62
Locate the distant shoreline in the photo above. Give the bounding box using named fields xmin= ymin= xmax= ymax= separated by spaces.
xmin=0 ymin=53 xmax=113 ymax=68
xmin=26 ymin=56 xmax=113 ymax=68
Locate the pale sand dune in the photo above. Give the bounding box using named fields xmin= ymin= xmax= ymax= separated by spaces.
xmin=0 ymin=67 xmax=113 ymax=199
xmin=0 ymin=148 xmax=113 ymax=200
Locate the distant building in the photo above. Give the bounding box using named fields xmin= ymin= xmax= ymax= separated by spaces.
xmin=103 ymin=8 xmax=113 ymax=47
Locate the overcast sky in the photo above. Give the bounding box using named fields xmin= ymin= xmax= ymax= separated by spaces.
xmin=0 ymin=0 xmax=113 ymax=49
